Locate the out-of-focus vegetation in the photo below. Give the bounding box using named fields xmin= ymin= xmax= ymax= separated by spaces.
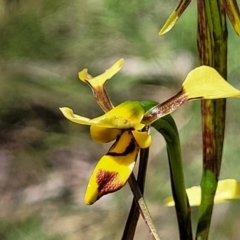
xmin=1 ymin=0 xmax=240 ymax=239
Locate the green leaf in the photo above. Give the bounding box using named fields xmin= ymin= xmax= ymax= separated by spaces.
xmin=223 ymin=0 xmax=240 ymax=36
xmin=159 ymin=0 xmax=192 ymax=35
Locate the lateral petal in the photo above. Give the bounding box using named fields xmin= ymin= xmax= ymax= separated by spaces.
xmin=60 ymin=107 xmax=121 ymax=128
xmin=59 ymin=107 xmax=93 ymax=125
xmin=60 ymin=101 xmax=145 ymax=129
xmin=182 ymin=66 xmax=240 ymax=100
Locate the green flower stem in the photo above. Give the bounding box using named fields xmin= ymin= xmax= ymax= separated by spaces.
xmin=197 ymin=0 xmax=228 ymax=239
xmin=128 ymin=173 xmax=161 ymax=240
xmin=152 ymin=115 xmax=192 ymax=240
xmin=122 ymin=147 xmax=150 ymax=240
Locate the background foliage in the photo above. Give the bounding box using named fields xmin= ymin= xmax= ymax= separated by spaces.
xmin=1 ymin=0 xmax=240 ymax=239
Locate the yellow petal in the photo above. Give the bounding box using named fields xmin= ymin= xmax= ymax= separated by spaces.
xmin=60 ymin=107 xmax=118 ymax=128
xmin=84 ymin=131 xmax=139 ymax=204
xmin=90 ymin=125 xmax=122 ymax=143
xmin=164 ymin=179 xmax=240 ymax=207
xmin=78 ymin=68 xmax=93 ymax=82
xmin=214 ymin=179 xmax=240 ymax=202
xmin=78 ymin=59 xmax=124 ymax=88
xmin=93 ymin=101 xmax=145 ymax=129
xmin=78 ymin=60 xmax=124 ymax=112
xmin=164 ymin=186 xmax=201 ymax=207
xmin=60 ymin=101 xmax=145 ymax=129
xmin=59 ymin=107 xmax=110 ymax=126
xmin=182 ymin=66 xmax=240 ymax=100
xmin=59 ymin=107 xmax=93 ymax=125
xmin=131 ymin=130 xmax=152 ymax=148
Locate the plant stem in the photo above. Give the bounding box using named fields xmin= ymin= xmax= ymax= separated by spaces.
xmin=128 ymin=174 xmax=162 ymax=240
xmin=122 ymin=147 xmax=149 ymax=240
xmin=153 ymin=115 xmax=192 ymax=240
xmin=196 ymin=0 xmax=227 ymax=239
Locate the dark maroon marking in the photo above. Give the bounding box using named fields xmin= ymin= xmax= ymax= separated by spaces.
xmin=106 ymin=136 xmax=136 ymax=157
xmin=96 ymin=170 xmax=124 ymax=198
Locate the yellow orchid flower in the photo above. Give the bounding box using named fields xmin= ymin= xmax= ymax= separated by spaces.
xmin=164 ymin=179 xmax=240 ymax=207
xmin=60 ymin=58 xmax=240 ymax=205
xmin=60 ymin=59 xmax=151 ymax=205
xmin=60 ymin=101 xmax=151 ymax=205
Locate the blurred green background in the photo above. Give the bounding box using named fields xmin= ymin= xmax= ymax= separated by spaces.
xmin=1 ymin=0 xmax=240 ymax=239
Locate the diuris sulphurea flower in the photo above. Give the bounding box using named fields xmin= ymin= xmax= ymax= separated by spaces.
xmin=60 ymin=59 xmax=240 ymax=204
xmin=60 ymin=59 xmax=151 ymax=205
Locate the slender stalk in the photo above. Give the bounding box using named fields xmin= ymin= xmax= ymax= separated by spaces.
xmin=128 ymin=174 xmax=162 ymax=240
xmin=196 ymin=0 xmax=227 ymax=239
xmin=122 ymin=147 xmax=149 ymax=240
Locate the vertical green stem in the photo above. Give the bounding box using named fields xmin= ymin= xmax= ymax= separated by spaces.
xmin=153 ymin=115 xmax=192 ymax=240
xmin=197 ymin=0 xmax=227 ymax=239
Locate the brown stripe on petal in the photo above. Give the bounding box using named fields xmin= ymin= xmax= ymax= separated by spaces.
xmin=96 ymin=170 xmax=124 ymax=198
xmin=107 ymin=136 xmax=136 ymax=157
